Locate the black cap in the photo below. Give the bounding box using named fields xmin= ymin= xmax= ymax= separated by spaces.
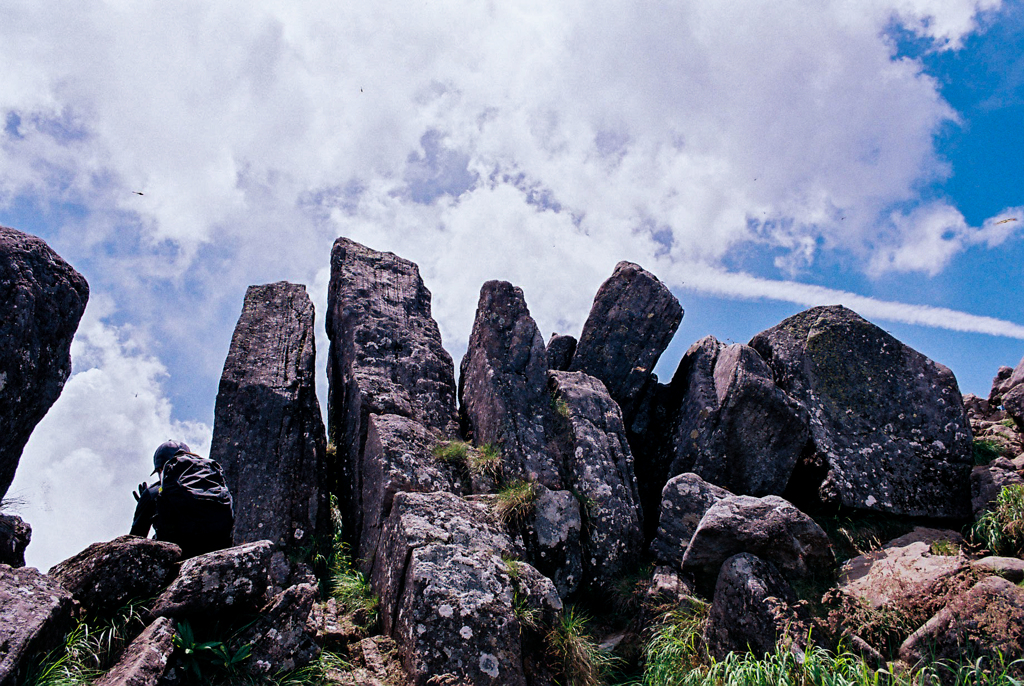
xmin=152 ymin=440 xmax=190 ymax=475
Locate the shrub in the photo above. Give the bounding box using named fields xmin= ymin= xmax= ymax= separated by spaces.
xmin=973 ymin=484 xmax=1024 ymax=557
xmin=546 ymin=608 xmax=618 ymax=686
xmin=974 ymin=438 xmax=1006 ymax=466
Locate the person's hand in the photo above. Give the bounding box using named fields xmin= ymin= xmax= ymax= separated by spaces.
xmin=133 ymin=482 xmax=148 ymax=502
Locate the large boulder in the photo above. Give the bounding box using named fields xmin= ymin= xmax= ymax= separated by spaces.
xmin=0 ymin=564 xmax=76 ymax=686
xmin=150 ymin=541 xmax=272 ymax=618
xmin=650 ymin=473 xmax=731 ymax=569
xmin=326 ymin=237 xmax=459 ymax=549
xmin=569 ymin=261 xmax=683 ymax=426
xmin=523 ymin=485 xmax=583 ymax=599
xmin=681 ymin=495 xmax=834 ymax=586
xmin=0 ymin=513 xmax=31 ymax=567
xmin=0 ymin=227 xmax=89 ymax=500
xmin=749 ymin=305 xmax=973 ymax=518
xmin=546 ymin=334 xmax=576 ymax=372
xmin=1004 ymin=385 xmax=1024 ymax=426
xmin=549 ymin=371 xmax=644 ymax=592
xmin=704 ymin=553 xmax=807 ymax=661
xmin=662 ymin=337 xmax=809 ymax=496
xmin=459 ymin=281 xmax=562 ymax=488
xmin=210 ymin=282 xmax=328 ymax=552
xmin=48 ymin=535 xmax=181 ymax=616
xmin=232 ymin=583 xmax=320 ymax=675
xmin=989 ymin=357 xmax=1024 ymax=406
xmin=93 ymin=616 xmax=177 ymax=686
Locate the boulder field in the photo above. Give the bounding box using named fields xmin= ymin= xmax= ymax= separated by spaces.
xmin=3 ymin=231 xmax=1023 ymax=685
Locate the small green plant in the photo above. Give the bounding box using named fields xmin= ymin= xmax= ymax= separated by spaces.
xmin=432 ymin=440 xmax=470 ymax=464
xmin=1001 ymin=418 xmax=1019 ymax=428
xmin=973 ymin=438 xmax=1006 ymax=466
xmin=546 ymin=608 xmax=618 ymax=686
xmin=502 ymin=554 xmax=524 ymax=580
xmin=470 ymin=444 xmax=503 ymax=479
xmin=930 ymin=538 xmax=960 ymax=556
xmin=173 ymin=620 xmax=251 ymax=682
xmin=554 ymin=397 xmax=570 ymax=419
xmin=973 ymin=484 xmax=1024 ymax=557
xmin=494 ymin=479 xmax=538 ymax=524
xmin=513 ymin=591 xmax=542 ymax=634
xmin=639 ymin=599 xmax=710 ymax=683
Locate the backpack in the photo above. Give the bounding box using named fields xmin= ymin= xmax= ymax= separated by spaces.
xmin=154 ymin=451 xmax=234 ymax=556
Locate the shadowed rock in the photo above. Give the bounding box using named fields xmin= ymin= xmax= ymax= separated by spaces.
xmin=549 ymin=370 xmax=643 ymax=592
xmin=150 ymin=541 xmax=272 ymax=618
xmin=0 ymin=565 xmax=76 ymax=686
xmin=460 ymin=281 xmax=561 ymax=487
xmin=211 ymin=282 xmax=328 ymax=552
xmin=48 ymin=535 xmax=181 ymax=616
xmin=546 ymin=334 xmax=577 ymax=371
xmin=0 ymin=513 xmax=30 ymax=567
xmin=570 ymin=261 xmax=682 ymax=425
xmin=971 ymin=463 xmax=1024 ymax=520
xmin=749 ymin=305 xmax=973 ymax=518
xmin=326 ymin=238 xmax=458 ymax=549
xmin=93 ymin=617 xmax=177 ymax=686
xmin=232 ymin=583 xmax=320 ymax=675
xmin=650 ymin=473 xmax=731 ymax=569
xmin=0 ymin=227 xmax=89 ymax=500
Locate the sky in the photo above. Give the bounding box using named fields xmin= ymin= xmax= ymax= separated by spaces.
xmin=1 ymin=0 xmax=1023 ymax=571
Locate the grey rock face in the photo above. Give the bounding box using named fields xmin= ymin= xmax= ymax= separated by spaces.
xmin=971 ymin=464 xmax=1024 ymax=520
xmin=0 ymin=564 xmax=76 ymax=686
xmin=1003 ymin=385 xmax=1024 ymax=426
xmin=326 ymin=237 xmax=458 ymax=549
xmin=549 ymin=371 xmax=643 ymax=592
xmin=546 ymin=334 xmax=577 ymax=371
xmin=682 ymin=495 xmax=834 ymax=586
xmin=0 ymin=513 xmax=31 ymax=567
xmin=150 ymin=541 xmax=272 ymax=618
xmin=0 ymin=227 xmax=89 ymax=500
xmin=570 ymin=261 xmax=683 ymax=426
xmin=650 ymin=473 xmax=731 ymax=568
xmin=664 ymin=337 xmax=809 ymax=496
xmin=990 ymin=357 xmax=1024 ymax=406
xmin=524 ymin=485 xmax=582 ymax=598
xmin=48 ymin=535 xmax=181 ymax=615
xmin=359 ymin=413 xmax=461 ymax=571
xmin=459 ymin=281 xmax=561 ymax=487
xmin=749 ymin=305 xmax=973 ymax=518
xmin=971 ymin=556 xmax=1024 ymax=583
xmin=211 ymin=282 xmax=328 ymax=552
xmin=232 ymin=583 xmax=320 ymax=675
xmin=93 ymin=616 xmax=177 ymax=686
xmin=704 ymin=553 xmax=805 ymax=661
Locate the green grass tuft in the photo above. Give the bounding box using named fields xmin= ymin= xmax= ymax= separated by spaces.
xmin=494 ymin=479 xmax=538 ymax=524
xmin=547 ymin=607 xmax=619 ymax=686
xmin=432 ymin=440 xmax=470 ymax=464
xmin=973 ymin=484 xmax=1024 ymax=557
xmin=470 ymin=444 xmax=503 ymax=479
xmin=974 ymin=438 xmax=1006 ymax=466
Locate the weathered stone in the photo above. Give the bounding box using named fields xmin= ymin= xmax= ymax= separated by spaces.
xmin=48 ymin=535 xmax=181 ymax=615
xmin=0 ymin=227 xmax=89 ymax=500
xmin=0 ymin=564 xmax=76 ymax=686
xmin=1004 ymin=385 xmax=1024 ymax=426
xmin=549 ymin=371 xmax=643 ymax=593
xmin=990 ymin=357 xmax=1024 ymax=406
xmin=233 ymin=583 xmax=320 ymax=675
xmin=570 ymin=261 xmax=683 ymax=425
xmin=650 ymin=473 xmax=731 ymax=568
xmin=645 ymin=566 xmax=696 ymax=609
xmin=150 ymin=541 xmax=272 ymax=618
xmin=210 ymin=282 xmax=328 ymax=552
xmin=838 ymin=527 xmax=966 ymax=609
xmin=359 ymin=414 xmax=461 ymax=572
xmin=749 ymin=305 xmax=973 ymax=518
xmin=682 ymin=495 xmax=834 ymax=586
xmin=459 ymin=281 xmax=561 ymax=488
xmin=326 ymin=237 xmax=459 ymax=550
xmin=546 ymin=334 xmax=577 ymax=372
xmin=349 ymin=636 xmax=407 ymax=686
xmin=899 ymin=576 xmax=1024 ymax=669
xmin=971 ymin=464 xmax=1024 ymax=520
xmin=308 ymin=598 xmax=367 ymax=651
xmin=663 ymin=337 xmax=809 ymax=497
xmin=0 ymin=513 xmax=30 ymax=567
xmin=704 ymin=553 xmax=807 ymax=661
xmin=972 ymin=556 xmax=1024 ymax=583
xmin=93 ymin=617 xmax=176 ymax=686
xmin=523 ymin=485 xmax=582 ymax=599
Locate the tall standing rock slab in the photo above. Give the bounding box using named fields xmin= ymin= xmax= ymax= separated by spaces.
xmin=460 ymin=281 xmax=561 ymax=487
xmin=0 ymin=513 xmax=31 ymax=567
xmin=0 ymin=227 xmax=88 ymax=500
xmin=749 ymin=306 xmax=973 ymax=518
xmin=326 ymin=238 xmax=459 ymax=548
xmin=569 ymin=261 xmax=682 ymax=426
xmin=0 ymin=564 xmax=76 ymax=686
xmin=210 ymin=282 xmax=328 ymax=551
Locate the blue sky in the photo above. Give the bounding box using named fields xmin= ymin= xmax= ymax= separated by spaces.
xmin=1 ymin=0 xmax=1022 ymax=569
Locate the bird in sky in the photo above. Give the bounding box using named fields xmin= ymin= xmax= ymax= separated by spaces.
xmin=995 ymin=217 xmax=1018 ymax=225
xmin=133 ymin=191 xmax=144 ymax=196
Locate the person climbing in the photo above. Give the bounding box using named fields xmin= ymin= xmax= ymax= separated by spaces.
xmin=131 ymin=440 xmax=235 ymax=558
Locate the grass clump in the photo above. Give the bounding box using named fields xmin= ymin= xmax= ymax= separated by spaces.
xmin=432 ymin=440 xmax=470 ymax=464
xmin=973 ymin=484 xmax=1024 ymax=557
xmin=470 ymin=443 xmax=503 ymax=479
xmin=638 ymin=599 xmax=709 ymax=684
xmin=546 ymin=607 xmax=618 ymax=686
xmin=974 ymin=438 xmax=1006 ymax=466
xmin=1001 ymin=418 xmax=1020 ymax=428
xmin=930 ymin=538 xmax=960 ymax=556
xmin=494 ymin=479 xmax=538 ymax=524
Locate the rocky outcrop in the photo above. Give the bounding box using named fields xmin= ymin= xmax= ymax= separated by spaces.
xmin=662 ymin=337 xmax=809 ymax=496
xmin=1004 ymin=385 xmax=1024 ymax=426
xmin=232 ymin=583 xmax=320 ymax=674
xmin=681 ymin=495 xmax=834 ymax=586
xmin=0 ymin=227 xmax=89 ymax=500
xmin=93 ymin=617 xmax=177 ymax=686
xmin=150 ymin=541 xmax=272 ymax=618
xmin=326 ymin=237 xmax=459 ymax=549
xmin=0 ymin=564 xmax=76 ymax=686
xmin=0 ymin=513 xmax=30 ymax=567
xmin=210 ymin=282 xmax=328 ymax=552
xmin=749 ymin=305 xmax=973 ymax=518
xmin=546 ymin=334 xmax=576 ymax=371
xmin=459 ymin=281 xmax=561 ymax=487
xmin=989 ymin=357 xmax=1024 ymax=407
xmin=549 ymin=371 xmax=643 ymax=592
xmin=570 ymin=261 xmax=683 ymax=426
xmin=704 ymin=553 xmax=806 ymax=661
xmin=650 ymin=473 xmax=731 ymax=568
xmin=48 ymin=535 xmax=181 ymax=615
